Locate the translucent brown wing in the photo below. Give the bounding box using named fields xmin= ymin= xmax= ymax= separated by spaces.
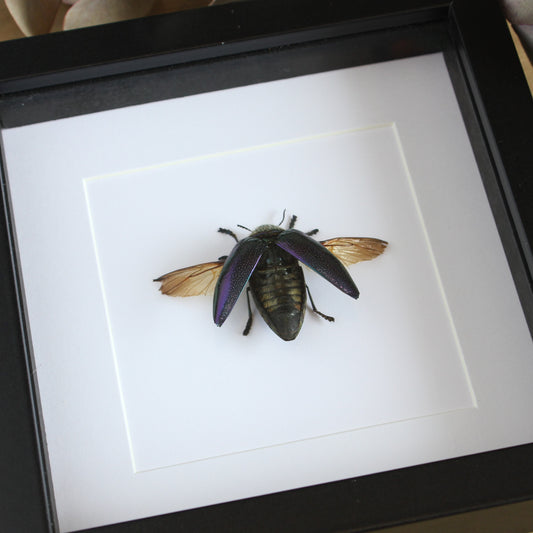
xmin=154 ymin=261 xmax=224 ymax=297
xmin=320 ymin=237 xmax=388 ymax=267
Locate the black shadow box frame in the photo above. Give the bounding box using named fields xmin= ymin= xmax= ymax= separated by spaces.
xmin=1 ymin=0 xmax=533 ymax=531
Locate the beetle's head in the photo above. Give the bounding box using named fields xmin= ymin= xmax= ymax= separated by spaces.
xmin=250 ymin=224 xmax=282 ymax=236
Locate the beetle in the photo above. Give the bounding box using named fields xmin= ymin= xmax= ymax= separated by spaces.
xmin=154 ymin=213 xmax=387 ymax=341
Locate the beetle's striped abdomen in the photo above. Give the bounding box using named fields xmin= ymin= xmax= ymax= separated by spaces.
xmin=249 ymin=248 xmax=306 ymax=341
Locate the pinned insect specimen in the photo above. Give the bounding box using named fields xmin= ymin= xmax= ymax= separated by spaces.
xmin=154 ymin=214 xmax=387 ymax=341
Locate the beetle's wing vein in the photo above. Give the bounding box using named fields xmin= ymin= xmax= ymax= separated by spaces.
xmin=154 ymin=261 xmax=224 ymax=297
xmin=321 ymin=237 xmax=388 ymax=267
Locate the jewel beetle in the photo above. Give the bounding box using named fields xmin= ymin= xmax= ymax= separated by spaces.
xmin=154 ymin=213 xmax=387 ymax=341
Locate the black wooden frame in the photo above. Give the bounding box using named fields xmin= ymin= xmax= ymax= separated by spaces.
xmin=1 ymin=0 xmax=532 ymax=531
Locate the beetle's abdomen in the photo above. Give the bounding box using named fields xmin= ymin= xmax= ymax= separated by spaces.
xmin=249 ymin=259 xmax=306 ymax=341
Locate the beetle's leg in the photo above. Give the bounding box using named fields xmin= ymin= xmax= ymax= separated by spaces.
xmin=289 ymin=214 xmax=297 ymax=229
xmin=289 ymin=214 xmax=318 ymax=235
xmin=306 ymin=285 xmax=335 ymax=322
xmin=243 ymin=287 xmax=254 ymax=335
xmin=218 ymin=227 xmax=239 ymax=242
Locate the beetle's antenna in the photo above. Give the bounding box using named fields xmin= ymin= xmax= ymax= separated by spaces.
xmin=278 ymin=209 xmax=287 ymax=226
xmin=237 ymin=224 xmax=251 ymax=232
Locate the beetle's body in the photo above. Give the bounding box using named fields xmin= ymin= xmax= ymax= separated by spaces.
xmin=212 ymin=222 xmax=361 ymax=341
xmin=154 ymin=214 xmax=388 ymax=341
xmin=247 ymin=227 xmax=306 ymax=341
